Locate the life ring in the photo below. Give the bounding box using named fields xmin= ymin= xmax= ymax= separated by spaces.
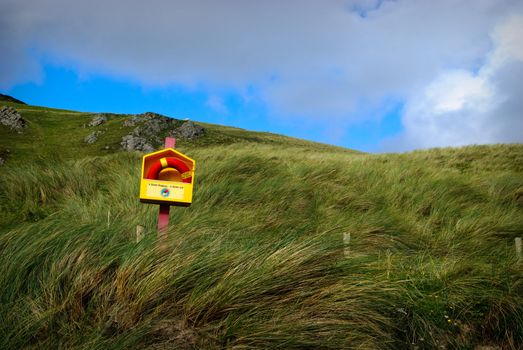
xmin=146 ymin=157 xmax=192 ymax=183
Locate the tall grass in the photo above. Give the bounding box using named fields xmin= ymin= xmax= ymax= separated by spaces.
xmin=1 ymin=144 xmax=522 ymax=349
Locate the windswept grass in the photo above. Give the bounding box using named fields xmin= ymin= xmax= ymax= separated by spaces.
xmin=1 ymin=142 xmax=522 ymax=349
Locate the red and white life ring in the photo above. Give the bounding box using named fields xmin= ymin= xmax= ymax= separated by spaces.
xmin=146 ymin=157 xmax=192 ymax=183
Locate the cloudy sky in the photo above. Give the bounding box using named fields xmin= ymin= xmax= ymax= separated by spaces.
xmin=1 ymin=0 xmax=522 ymax=152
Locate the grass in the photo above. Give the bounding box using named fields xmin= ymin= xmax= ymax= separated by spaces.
xmin=1 ymin=100 xmax=522 ymax=348
xmin=0 ymin=100 xmax=351 ymax=165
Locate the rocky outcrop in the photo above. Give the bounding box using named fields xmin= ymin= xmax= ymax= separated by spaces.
xmin=122 ymin=113 xmax=159 ymax=127
xmin=120 ymin=134 xmax=155 ymax=153
xmin=122 ymin=118 xmax=137 ymax=127
xmin=84 ymin=131 xmax=103 ymax=144
xmin=120 ymin=112 xmax=205 ymax=152
xmin=175 ymin=121 xmax=205 ymax=140
xmin=123 ymin=112 xmax=177 ymax=132
xmin=88 ymin=114 xmax=108 ymax=127
xmin=121 ymin=113 xmax=174 ymax=151
xmin=0 ymin=106 xmax=26 ymax=132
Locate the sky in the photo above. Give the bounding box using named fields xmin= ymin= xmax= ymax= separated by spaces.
xmin=1 ymin=0 xmax=522 ymax=152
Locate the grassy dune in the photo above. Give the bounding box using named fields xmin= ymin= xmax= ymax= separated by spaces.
xmin=1 ymin=99 xmax=522 ymax=348
xmin=1 ymin=141 xmax=522 ymax=349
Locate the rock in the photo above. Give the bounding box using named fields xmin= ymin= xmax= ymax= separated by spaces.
xmin=0 ymin=106 xmax=27 ymax=132
xmin=120 ymin=112 xmax=204 ymax=152
xmin=121 ymin=112 xmax=175 ymax=151
xmin=122 ymin=115 xmax=143 ymax=127
xmin=123 ymin=112 xmax=167 ymax=127
xmin=88 ymin=114 xmax=107 ymax=127
xmin=123 ymin=114 xmax=145 ymax=127
xmin=0 ymin=157 xmax=4 ymax=166
xmin=176 ymin=121 xmax=205 ymax=139
xmin=123 ymin=118 xmax=136 ymax=127
xmin=120 ymin=134 xmax=155 ymax=153
xmin=138 ymin=113 xmax=176 ymax=135
xmin=84 ymin=131 xmax=103 ymax=144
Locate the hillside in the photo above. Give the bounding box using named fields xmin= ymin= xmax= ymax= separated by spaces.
xmin=1 ymin=97 xmax=523 ymax=349
xmin=0 ymin=99 xmax=352 ymax=166
xmin=0 ymin=93 xmax=26 ymax=105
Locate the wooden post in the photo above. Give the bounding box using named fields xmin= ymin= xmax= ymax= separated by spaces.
xmin=515 ymin=237 xmax=522 ymax=262
xmin=136 ymin=225 xmax=145 ymax=243
xmin=343 ymin=233 xmax=351 ymax=257
xmin=157 ymin=137 xmax=176 ymax=249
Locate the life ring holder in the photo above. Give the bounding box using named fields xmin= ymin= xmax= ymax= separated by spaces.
xmin=146 ymin=157 xmax=192 ymax=183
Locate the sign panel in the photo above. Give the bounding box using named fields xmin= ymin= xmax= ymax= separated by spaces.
xmin=139 ymin=148 xmax=195 ymax=206
xmin=145 ymin=181 xmax=185 ymax=200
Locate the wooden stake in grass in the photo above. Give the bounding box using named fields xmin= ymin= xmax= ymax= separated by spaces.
xmin=343 ymin=233 xmax=351 ymax=257
xmin=515 ymin=237 xmax=522 ymax=261
xmin=136 ymin=225 xmax=145 ymax=243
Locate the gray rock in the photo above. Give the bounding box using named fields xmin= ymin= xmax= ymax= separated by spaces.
xmin=143 ymin=118 xmax=164 ymax=134
xmin=123 ymin=118 xmax=137 ymax=127
xmin=122 ymin=114 xmax=145 ymax=127
xmin=0 ymin=106 xmax=26 ymax=132
xmin=121 ymin=112 xmax=175 ymax=151
xmin=123 ymin=112 xmax=167 ymax=127
xmin=136 ymin=113 xmax=176 ymax=137
xmin=88 ymin=114 xmax=107 ymax=127
xmin=0 ymin=157 xmax=4 ymax=166
xmin=84 ymin=131 xmax=103 ymax=144
xmin=176 ymin=121 xmax=205 ymax=139
xmin=120 ymin=112 xmax=204 ymax=152
xmin=120 ymin=134 xmax=155 ymax=153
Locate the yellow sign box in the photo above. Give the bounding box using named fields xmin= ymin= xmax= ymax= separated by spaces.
xmin=139 ymin=148 xmax=195 ymax=206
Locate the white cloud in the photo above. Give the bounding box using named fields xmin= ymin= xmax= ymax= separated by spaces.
xmin=489 ymin=14 xmax=523 ymax=70
xmin=1 ymin=0 xmax=522 ymax=150
xmin=423 ymin=71 xmax=492 ymax=114
xmin=383 ymin=14 xmax=523 ymax=151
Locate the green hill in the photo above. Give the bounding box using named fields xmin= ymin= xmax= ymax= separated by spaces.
xmin=0 ymin=93 xmax=26 ymax=104
xmin=0 ymin=99 xmax=351 ymax=166
xmin=1 ymin=97 xmax=522 ymax=349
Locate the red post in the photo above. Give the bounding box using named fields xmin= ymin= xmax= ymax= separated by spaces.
xmin=157 ymin=137 xmax=176 ymax=246
xmin=164 ymin=137 xmax=176 ymax=149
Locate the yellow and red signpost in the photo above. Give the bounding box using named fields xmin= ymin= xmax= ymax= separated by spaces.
xmin=139 ymin=137 xmax=195 ymax=245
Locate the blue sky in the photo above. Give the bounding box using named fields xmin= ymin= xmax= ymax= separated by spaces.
xmin=8 ymin=63 xmax=403 ymax=152
xmin=2 ymin=0 xmax=522 ymax=152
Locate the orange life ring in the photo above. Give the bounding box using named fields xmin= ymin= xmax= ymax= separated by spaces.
xmin=146 ymin=157 xmax=192 ymax=183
